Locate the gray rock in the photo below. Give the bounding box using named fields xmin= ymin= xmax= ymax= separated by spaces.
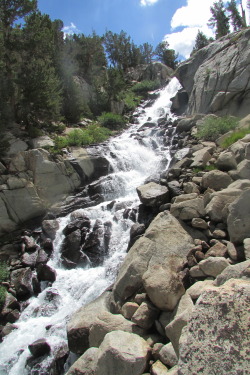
xmin=183 ymin=181 xmax=200 ymax=194
xmin=131 ymin=301 xmax=159 ymax=329
xmin=112 ymin=211 xmax=194 ymax=309
xmin=189 ymin=265 xmax=206 ymax=278
xmin=170 ymin=198 xmax=205 ymax=221
xmin=158 ymin=342 xmax=178 ymax=367
xmin=191 ymin=217 xmax=208 ymax=229
xmin=89 ymin=311 xmax=144 ymax=348
xmin=95 ymin=330 xmax=150 ymax=375
xmin=151 ymin=360 xmax=169 ymax=375
xmin=165 ymin=293 xmax=194 ymax=356
xmin=173 ymin=193 xmax=198 ymax=203
xmin=243 ymin=238 xmax=250 ymax=259
xmin=121 ymin=302 xmax=139 ymax=320
xmin=214 ymin=260 xmax=250 ymax=286
xmin=190 ymin=147 xmax=212 ymax=168
xmin=28 ymin=338 xmax=51 ymax=358
xmin=65 ymin=347 xmax=99 ymax=375
xmin=205 ymin=188 xmax=241 ymax=222
xmin=176 ymin=29 xmax=250 ymax=117
xmin=42 ymin=219 xmax=59 ymax=240
xmin=227 ymin=189 xmax=250 ymax=243
xmin=31 ymin=136 xmax=55 ymax=149
xmin=198 ymin=256 xmax=230 ymax=277
xmin=178 ymin=279 xmax=250 ymax=375
xmin=202 ymin=170 xmax=232 ymax=191
xmin=11 ymin=267 xmax=33 ymax=299
xmin=216 ymin=151 xmax=237 ymax=171
xmin=236 ymin=159 xmax=250 ymax=179
xmin=136 ymin=182 xmax=169 ymax=207
xmin=142 ymin=267 xmax=185 ymax=312
xmin=67 ymin=292 xmax=110 ymax=354
xmin=186 ymin=280 xmax=214 ymax=300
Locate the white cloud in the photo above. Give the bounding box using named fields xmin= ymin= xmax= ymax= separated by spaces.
xmin=62 ymin=22 xmax=80 ymax=37
xmin=140 ymin=0 xmax=159 ymax=6
xmin=165 ymin=0 xmax=248 ymax=59
xmin=164 ymin=25 xmax=214 ymax=59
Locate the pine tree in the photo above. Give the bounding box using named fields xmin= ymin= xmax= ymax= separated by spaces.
xmin=154 ymin=41 xmax=179 ymax=69
xmin=192 ymin=30 xmax=210 ymax=52
xmin=227 ymin=0 xmax=245 ymax=30
xmin=0 ymin=0 xmax=37 ymax=122
xmin=208 ymin=0 xmax=230 ymax=39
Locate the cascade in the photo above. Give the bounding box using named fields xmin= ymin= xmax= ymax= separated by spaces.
xmin=0 ymin=77 xmax=182 ymax=375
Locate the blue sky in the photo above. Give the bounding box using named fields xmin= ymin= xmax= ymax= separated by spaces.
xmin=38 ymin=0 xmax=249 ymax=59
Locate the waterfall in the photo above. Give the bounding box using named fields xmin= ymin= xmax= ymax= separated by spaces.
xmin=0 ymin=77 xmax=182 ymax=375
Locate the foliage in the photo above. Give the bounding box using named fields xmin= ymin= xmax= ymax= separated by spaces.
xmin=123 ymin=91 xmax=141 ymax=112
xmin=221 ymin=127 xmax=250 ymax=148
xmin=98 ymin=112 xmax=127 ymax=130
xmin=53 ymin=124 xmax=111 ymax=151
xmin=208 ymin=0 xmax=230 ymax=39
xmin=196 ymin=116 xmax=239 ymax=141
xmin=192 ymin=30 xmax=213 ymax=53
xmin=227 ymin=0 xmax=246 ymax=30
xmin=0 ymin=262 xmax=9 ymax=282
xmin=192 ymin=164 xmax=217 ymax=173
xmin=131 ymin=80 xmax=161 ymax=95
xmin=0 ymin=286 xmax=6 ymax=309
xmin=154 ymin=41 xmax=179 ymax=69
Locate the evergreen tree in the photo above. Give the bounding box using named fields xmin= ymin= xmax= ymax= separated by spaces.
xmin=0 ymin=0 xmax=37 ymax=122
xmin=154 ymin=41 xmax=179 ymax=69
xmin=208 ymin=0 xmax=230 ymax=39
xmin=192 ymin=30 xmax=210 ymax=53
xmin=140 ymin=43 xmax=154 ymax=64
xmin=19 ymin=11 xmax=63 ymax=126
xmin=227 ymin=0 xmax=246 ymax=30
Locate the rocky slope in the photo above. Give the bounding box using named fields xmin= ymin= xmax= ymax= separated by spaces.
xmin=65 ymin=113 xmax=250 ymax=375
xmin=176 ymin=28 xmax=250 ymax=117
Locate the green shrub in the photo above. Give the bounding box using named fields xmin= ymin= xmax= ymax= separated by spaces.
xmin=27 ymin=125 xmax=43 ymax=138
xmin=52 ymin=124 xmax=111 ymax=152
xmin=0 ymin=262 xmax=9 ymax=282
xmin=131 ymin=80 xmax=161 ymax=94
xmin=123 ymin=91 xmax=141 ymax=112
xmin=196 ymin=116 xmax=239 ymax=141
xmin=221 ymin=127 xmax=250 ymax=148
xmin=98 ymin=112 xmax=126 ymax=130
xmin=0 ymin=285 xmax=6 ymax=309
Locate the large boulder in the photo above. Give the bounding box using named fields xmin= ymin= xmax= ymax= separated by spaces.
xmin=170 ymin=198 xmax=205 ymax=221
xmin=136 ymin=182 xmax=170 ymax=208
xmin=89 ymin=311 xmax=144 ymax=348
xmin=201 ymin=170 xmax=232 ymax=191
xmin=112 ymin=211 xmax=194 ymax=311
xmin=227 ymin=189 xmax=250 ymax=243
xmin=67 ymin=292 xmax=110 ymax=354
xmin=95 ymin=330 xmax=151 ymax=375
xmin=178 ymin=279 xmax=250 ymax=375
xmin=176 ymin=29 xmax=250 ymax=117
xmin=66 ymin=347 xmax=99 ymax=375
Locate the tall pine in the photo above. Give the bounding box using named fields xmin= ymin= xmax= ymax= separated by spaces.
xmin=208 ymin=0 xmax=230 ymax=39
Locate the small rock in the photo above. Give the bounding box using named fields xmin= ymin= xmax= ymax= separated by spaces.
xmin=243 ymin=238 xmax=250 ymax=260
xmin=158 ymin=342 xmax=178 ymax=367
xmin=191 ymin=218 xmax=208 ymax=229
xmin=199 ymin=256 xmax=230 ymax=277
xmin=187 ymin=280 xmax=214 ymax=300
xmin=131 ymin=301 xmax=159 ymax=329
xmin=121 ymin=302 xmax=139 ymax=320
xmin=28 ymin=338 xmax=51 ymax=358
xmin=151 ymin=360 xmax=169 ymax=375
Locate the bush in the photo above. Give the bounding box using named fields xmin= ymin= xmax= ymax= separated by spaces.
xmin=98 ymin=112 xmax=126 ymax=130
xmin=196 ymin=116 xmax=239 ymax=141
xmin=221 ymin=127 xmax=250 ymax=148
xmin=0 ymin=262 xmax=9 ymax=282
xmin=0 ymin=262 xmax=8 ymax=309
xmin=131 ymin=80 xmax=161 ymax=95
xmin=123 ymin=91 xmax=141 ymax=112
xmin=53 ymin=124 xmax=111 ymax=152
xmin=0 ymin=285 xmax=6 ymax=309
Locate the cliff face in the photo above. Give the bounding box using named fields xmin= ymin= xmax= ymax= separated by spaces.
xmin=176 ymin=28 xmax=250 ymax=117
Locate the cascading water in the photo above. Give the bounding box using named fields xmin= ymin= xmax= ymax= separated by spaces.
xmin=0 ymin=77 xmax=182 ymax=375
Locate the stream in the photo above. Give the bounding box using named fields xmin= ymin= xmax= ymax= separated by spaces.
xmin=0 ymin=77 xmax=181 ymax=375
